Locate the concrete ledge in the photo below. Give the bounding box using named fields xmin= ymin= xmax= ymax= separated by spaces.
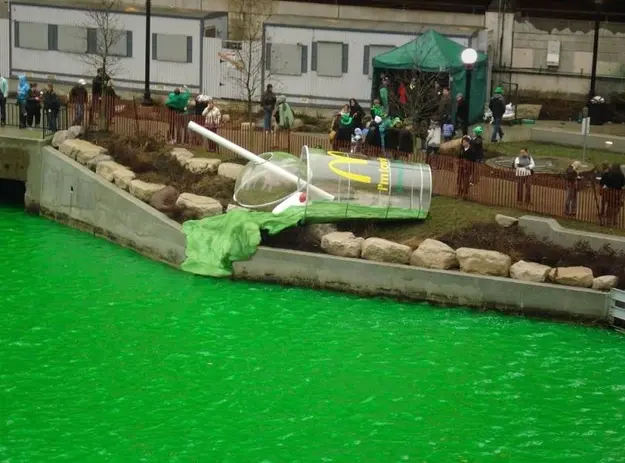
xmin=519 ymin=215 xmax=625 ymax=254
xmin=531 ymin=127 xmax=625 ymax=153
xmin=24 ymin=147 xmax=610 ymax=323
xmin=234 ymin=247 xmax=609 ymax=322
xmin=29 ymin=146 xmax=186 ymax=265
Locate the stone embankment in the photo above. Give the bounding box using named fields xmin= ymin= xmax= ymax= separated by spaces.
xmin=52 ymin=128 xmax=239 ymax=220
xmin=315 ymin=217 xmax=618 ymax=292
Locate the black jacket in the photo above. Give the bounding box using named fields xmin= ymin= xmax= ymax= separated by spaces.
xmin=26 ymin=89 xmax=41 ymax=112
xmin=43 ymin=90 xmax=60 ymax=113
xmin=261 ymin=90 xmax=276 ymax=111
xmin=489 ymin=94 xmax=506 ymax=119
xmin=456 ymin=99 xmax=468 ymax=126
xmin=69 ymin=86 xmax=88 ymax=104
xmin=459 ymin=146 xmax=477 ymax=162
xmin=600 ymin=171 xmax=625 ymax=190
xmin=470 ymin=136 xmax=483 ymax=161
xmin=92 ymin=72 xmax=110 ymax=96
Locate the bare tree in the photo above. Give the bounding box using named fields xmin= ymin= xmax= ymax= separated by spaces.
xmin=81 ymin=0 xmax=126 ymax=79
xmin=227 ymin=0 xmax=273 ymax=122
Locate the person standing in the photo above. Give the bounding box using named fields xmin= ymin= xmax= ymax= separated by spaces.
xmin=69 ymin=79 xmax=88 ymax=126
xmin=379 ymin=76 xmax=390 ymax=116
xmin=102 ymin=80 xmax=117 ymax=129
xmin=25 ymin=82 xmax=42 ymax=128
xmin=455 ymin=93 xmax=468 ymax=135
xmin=261 ymin=84 xmax=276 ymax=132
xmin=16 ymin=75 xmax=30 ymax=129
xmin=600 ymin=163 xmax=625 ymax=226
xmin=348 ymin=98 xmax=364 ymax=128
xmin=437 ymin=87 xmax=452 ymax=125
xmin=90 ymin=67 xmax=109 ymax=125
xmin=489 ymin=87 xmax=506 ymax=142
xmin=564 ymin=161 xmax=582 ymax=216
xmin=457 ymin=135 xmax=476 ymax=199
xmin=165 ymin=85 xmax=190 ymax=144
xmin=43 ymin=83 xmax=61 ymax=132
xmin=0 ymin=73 xmax=7 ymax=127
xmin=201 ymin=97 xmax=221 ymax=151
xmin=275 ymin=95 xmax=294 ymax=131
xmin=513 ymin=148 xmax=535 ymax=204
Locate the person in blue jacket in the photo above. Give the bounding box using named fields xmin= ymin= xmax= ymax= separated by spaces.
xmin=16 ymin=75 xmax=30 ymax=128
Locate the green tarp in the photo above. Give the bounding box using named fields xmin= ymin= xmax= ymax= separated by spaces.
xmin=372 ymin=30 xmax=488 ymax=125
xmin=182 ymin=203 xmax=426 ymax=277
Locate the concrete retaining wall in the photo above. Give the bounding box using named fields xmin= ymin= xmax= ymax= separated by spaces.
xmin=0 ymin=134 xmax=47 ymax=182
xmin=531 ymin=127 xmax=625 ymax=153
xmin=233 ymin=247 xmax=608 ymax=321
xmin=27 ymin=146 xmax=186 ymax=265
xmin=22 ymin=147 xmax=610 ymax=323
xmin=519 ymin=215 xmax=625 ymax=254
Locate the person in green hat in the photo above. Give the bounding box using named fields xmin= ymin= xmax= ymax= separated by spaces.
xmin=471 ymin=126 xmax=484 ymax=163
xmin=489 ymin=86 xmax=506 ymax=142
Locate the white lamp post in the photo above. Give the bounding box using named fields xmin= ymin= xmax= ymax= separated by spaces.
xmin=460 ymin=48 xmax=478 ymax=135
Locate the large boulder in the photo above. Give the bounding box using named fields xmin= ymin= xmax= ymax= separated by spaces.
xmin=95 ymin=161 xmax=126 ymax=182
xmin=592 ymin=275 xmax=619 ymax=291
xmin=495 ymin=214 xmax=518 ymax=228
xmin=456 ymin=247 xmax=512 ymax=277
xmin=184 ymin=157 xmax=221 ymax=174
xmin=218 ymin=162 xmax=245 ymax=180
xmin=51 ymin=130 xmax=70 ymax=148
xmin=292 ymin=118 xmax=305 ymax=130
xmin=509 ymin=260 xmax=551 ymax=283
xmin=362 ymin=237 xmax=412 ymax=264
xmin=149 ymin=186 xmax=180 ymax=214
xmin=67 ymin=125 xmax=83 ymax=138
xmin=129 ymin=180 xmax=167 ymax=202
xmin=320 ymin=231 xmax=364 ymax=258
xmin=548 ymin=266 xmax=594 ymax=288
xmin=305 ymin=223 xmax=339 ymax=243
xmin=59 ymin=139 xmax=107 ymax=163
xmin=410 ymin=238 xmax=458 ymax=270
xmin=112 ymin=167 xmax=136 ymax=191
xmin=85 ymin=154 xmax=113 ymax=171
xmin=169 ymin=147 xmax=194 ymax=166
xmin=175 ymin=193 xmax=223 ymax=219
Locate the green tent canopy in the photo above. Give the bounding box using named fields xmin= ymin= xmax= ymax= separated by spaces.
xmin=372 ymin=30 xmax=488 ymax=125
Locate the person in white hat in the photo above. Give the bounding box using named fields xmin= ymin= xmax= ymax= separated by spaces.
xmin=69 ymin=78 xmax=88 ymax=125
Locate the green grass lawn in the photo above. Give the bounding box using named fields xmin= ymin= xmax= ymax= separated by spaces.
xmin=358 ymin=196 xmax=625 ymax=246
xmin=490 ymin=141 xmax=624 ymax=167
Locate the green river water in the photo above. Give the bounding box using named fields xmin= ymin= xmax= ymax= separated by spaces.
xmin=1 ymin=205 xmax=625 ymax=462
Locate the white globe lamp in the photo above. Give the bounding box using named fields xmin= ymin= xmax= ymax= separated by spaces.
xmin=461 ymin=48 xmax=478 ymax=66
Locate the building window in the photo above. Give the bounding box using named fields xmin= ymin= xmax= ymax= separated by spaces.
xmin=311 ymin=41 xmax=348 ymax=77
xmin=152 ymin=33 xmax=192 ymax=63
xmin=57 ymin=25 xmax=88 ymax=53
xmin=14 ymin=21 xmax=49 ymax=50
xmin=266 ymin=43 xmax=307 ymax=76
xmin=87 ymin=29 xmax=132 ymax=58
xmin=363 ymin=45 xmax=395 ymax=77
xmin=204 ymin=26 xmax=216 ymax=38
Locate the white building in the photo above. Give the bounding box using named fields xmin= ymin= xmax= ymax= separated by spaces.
xmin=8 ymin=0 xmax=227 ymax=92
xmin=264 ymin=15 xmax=482 ymax=107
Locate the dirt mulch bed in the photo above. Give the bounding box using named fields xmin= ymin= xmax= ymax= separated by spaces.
xmin=437 ymin=223 xmax=625 ymax=289
xmin=85 ymin=132 xmax=236 ymax=210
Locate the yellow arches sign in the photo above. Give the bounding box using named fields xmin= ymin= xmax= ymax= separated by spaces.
xmin=327 ymin=151 xmax=390 ymax=193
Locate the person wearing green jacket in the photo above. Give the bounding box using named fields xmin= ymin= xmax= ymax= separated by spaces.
xmin=275 ymin=95 xmax=294 ymax=130
xmin=370 ymin=99 xmax=386 ymax=119
xmin=165 ymin=85 xmax=190 ymax=144
xmin=379 ymin=76 xmax=390 ymax=115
